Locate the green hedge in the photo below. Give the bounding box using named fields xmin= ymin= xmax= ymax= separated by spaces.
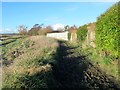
xmin=68 ymin=32 xmax=71 ymax=40
xmin=77 ymin=25 xmax=87 ymax=42
xmin=95 ymin=2 xmax=119 ymax=57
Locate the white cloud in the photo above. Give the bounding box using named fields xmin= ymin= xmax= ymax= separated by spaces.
xmin=52 ymin=23 xmax=65 ymax=31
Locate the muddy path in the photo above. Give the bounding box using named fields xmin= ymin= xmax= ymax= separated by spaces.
xmin=52 ymin=41 xmax=120 ymax=89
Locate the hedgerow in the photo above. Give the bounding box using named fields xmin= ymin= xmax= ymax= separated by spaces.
xmin=77 ymin=25 xmax=87 ymax=42
xmin=68 ymin=32 xmax=71 ymax=40
xmin=95 ymin=2 xmax=119 ymax=57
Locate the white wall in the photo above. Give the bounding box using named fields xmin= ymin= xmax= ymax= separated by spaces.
xmin=46 ymin=31 xmax=68 ymax=41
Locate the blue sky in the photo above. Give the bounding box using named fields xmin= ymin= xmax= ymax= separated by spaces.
xmin=2 ymin=2 xmax=115 ymax=33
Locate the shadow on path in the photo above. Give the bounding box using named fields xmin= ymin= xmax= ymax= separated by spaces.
xmin=52 ymin=41 xmax=119 ymax=89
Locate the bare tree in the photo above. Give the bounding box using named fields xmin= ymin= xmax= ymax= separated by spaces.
xmin=17 ymin=25 xmax=27 ymax=35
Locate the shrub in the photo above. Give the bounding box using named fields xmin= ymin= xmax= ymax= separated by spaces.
xmin=95 ymin=2 xmax=119 ymax=57
xmin=28 ymin=28 xmax=39 ymax=35
xmin=28 ymin=25 xmax=53 ymax=36
xmin=77 ymin=25 xmax=87 ymax=42
xmin=68 ymin=32 xmax=71 ymax=40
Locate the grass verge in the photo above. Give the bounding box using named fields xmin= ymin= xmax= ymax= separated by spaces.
xmin=76 ymin=46 xmax=119 ymax=80
xmin=2 ymin=36 xmax=60 ymax=88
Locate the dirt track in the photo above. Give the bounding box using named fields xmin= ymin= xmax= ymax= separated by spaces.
xmin=52 ymin=41 xmax=120 ymax=89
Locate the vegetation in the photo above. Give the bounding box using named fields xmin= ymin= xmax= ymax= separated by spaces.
xmin=2 ymin=2 xmax=120 ymax=89
xmin=38 ymin=26 xmax=53 ymax=35
xmin=17 ymin=24 xmax=53 ymax=36
xmin=77 ymin=25 xmax=87 ymax=42
xmin=28 ymin=24 xmax=42 ymax=35
xmin=2 ymin=36 xmax=119 ymax=89
xmin=1 ymin=36 xmax=26 ymax=55
xmin=95 ymin=2 xmax=119 ymax=57
xmin=74 ymin=2 xmax=120 ymax=81
xmin=75 ymin=2 xmax=119 ymax=80
xmin=78 ymin=47 xmax=119 ymax=79
xmin=0 ymin=36 xmax=22 ymax=46
xmin=2 ymin=36 xmax=59 ymax=88
xmin=28 ymin=24 xmax=53 ymax=36
xmin=68 ymin=32 xmax=71 ymax=40
xmin=17 ymin=25 xmax=28 ymax=35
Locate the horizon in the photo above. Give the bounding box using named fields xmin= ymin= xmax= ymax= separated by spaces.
xmin=1 ymin=2 xmax=116 ymax=34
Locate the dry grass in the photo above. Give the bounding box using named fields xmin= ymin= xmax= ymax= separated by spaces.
xmin=27 ymin=64 xmax=51 ymax=75
xmin=3 ymin=36 xmax=59 ymax=88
